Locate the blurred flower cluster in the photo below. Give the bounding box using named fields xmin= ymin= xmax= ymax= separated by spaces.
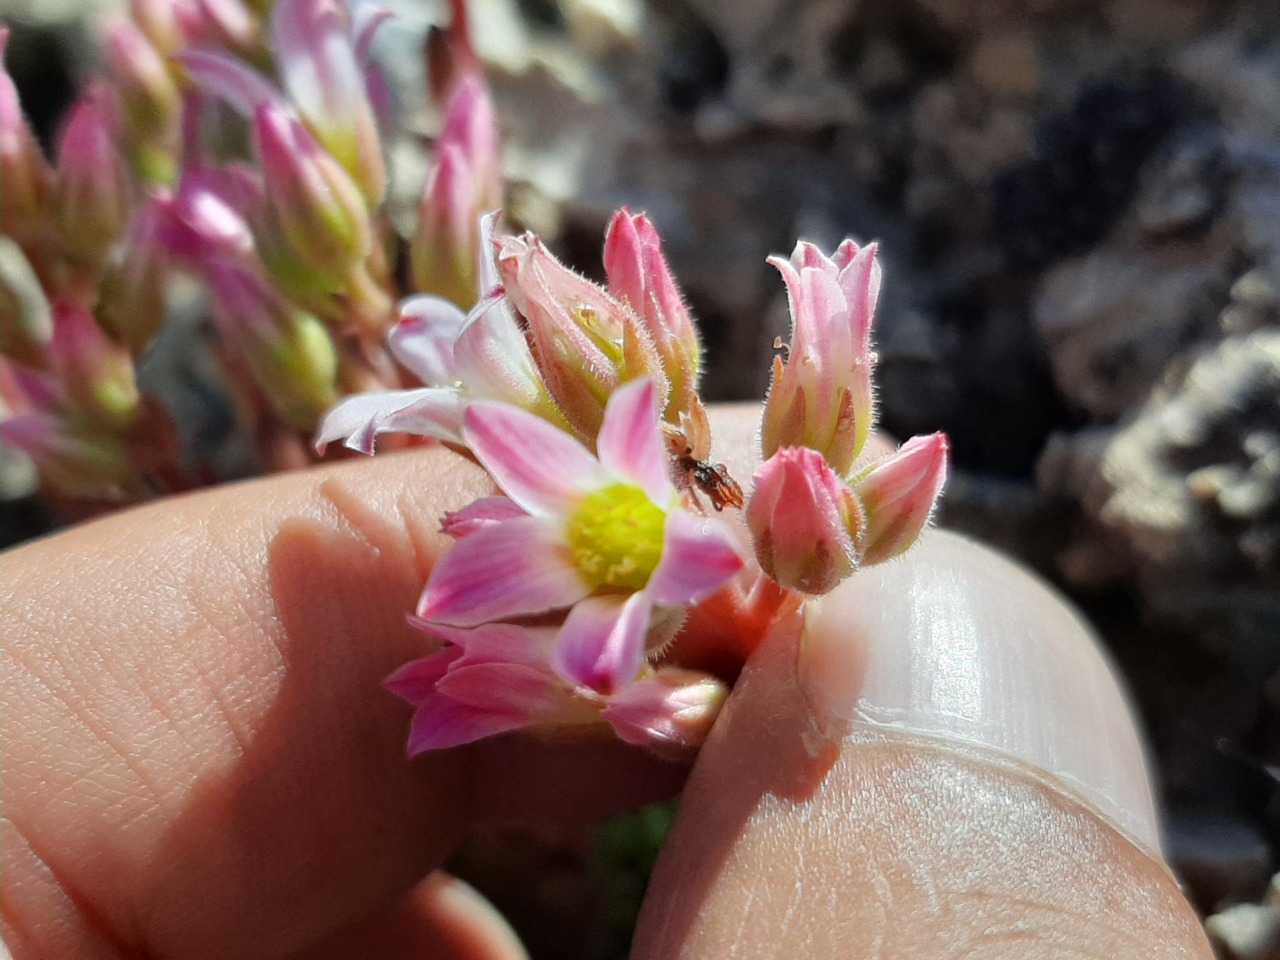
xmin=1 ymin=0 xmax=947 ymax=756
xmin=1 ymin=0 xmax=494 ymax=500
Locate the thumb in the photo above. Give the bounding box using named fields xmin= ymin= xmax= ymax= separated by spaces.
xmin=634 ymin=530 xmax=1212 ymax=959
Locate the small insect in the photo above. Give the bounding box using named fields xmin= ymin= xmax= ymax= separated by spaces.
xmin=672 ymin=446 xmax=745 ymax=513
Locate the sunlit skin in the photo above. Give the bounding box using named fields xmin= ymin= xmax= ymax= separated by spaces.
xmin=1 ymin=407 xmax=1212 ymax=959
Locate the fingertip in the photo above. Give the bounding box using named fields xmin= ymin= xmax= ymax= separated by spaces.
xmin=634 ymin=531 xmax=1214 ymax=959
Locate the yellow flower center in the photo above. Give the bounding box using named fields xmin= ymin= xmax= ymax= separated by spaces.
xmin=567 ymin=483 xmax=667 ymax=591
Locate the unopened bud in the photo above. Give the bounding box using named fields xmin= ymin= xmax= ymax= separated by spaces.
xmin=747 ymin=446 xmax=863 ymax=595
xmin=0 ymin=411 xmax=135 ymax=498
xmin=206 ymin=261 xmax=339 ymax=428
xmin=603 ymin=209 xmax=708 ymax=455
xmin=106 ymin=20 xmax=181 ymax=183
xmin=48 ymin=300 xmax=140 ymax=429
xmin=53 ymin=89 xmax=132 ymax=268
xmin=852 ymin=432 xmax=948 ymax=566
xmin=762 ymin=239 xmax=880 ymax=476
xmin=254 ymin=103 xmax=372 ymax=280
xmin=497 ymin=232 xmax=664 ymax=441
xmin=411 ymin=143 xmax=477 ymax=305
xmin=0 ymin=28 xmax=53 ymax=240
xmin=97 ymin=197 xmax=170 ymax=353
xmin=0 ymin=237 xmax=53 ymax=367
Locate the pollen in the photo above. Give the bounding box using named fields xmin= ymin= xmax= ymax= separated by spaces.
xmin=567 ymin=483 xmax=666 ymax=591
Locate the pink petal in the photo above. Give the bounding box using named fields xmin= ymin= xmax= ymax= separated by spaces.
xmin=389 ymin=295 xmax=467 ymax=386
xmin=647 ymin=510 xmax=745 ymax=606
xmin=417 ymin=516 xmax=589 ymax=626
xmin=463 ymin=401 xmax=606 ymax=515
xmin=452 ymin=291 xmax=546 ymax=407
xmin=405 ymin=694 xmax=530 ymax=753
xmin=353 ymin=5 xmax=394 ymax=65
xmin=313 ymin=387 xmax=464 ymax=453
xmin=384 ymin=646 xmax=463 ymax=702
xmin=552 ymin=593 xmax=650 ymax=696
xmin=178 ymin=49 xmax=283 ymax=118
xmin=602 ymin=668 xmax=727 ymax=749
xmin=437 ymin=661 xmax=568 ymax=716
xmin=595 ymin=378 xmax=670 ymax=503
xmin=417 ymin=619 xmax=559 ymax=669
xmin=441 ymin=495 xmax=528 ymax=538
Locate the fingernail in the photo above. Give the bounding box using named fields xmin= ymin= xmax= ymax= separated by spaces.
xmin=799 ymin=529 xmax=1163 ymax=856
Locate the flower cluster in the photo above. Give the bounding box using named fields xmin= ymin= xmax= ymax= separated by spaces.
xmin=1 ymin=0 xmax=497 ymax=499
xmin=1 ymin=0 xmax=947 ymax=756
xmin=325 ymin=210 xmax=946 ymax=755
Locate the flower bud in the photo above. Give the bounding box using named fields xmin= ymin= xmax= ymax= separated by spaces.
xmin=497 ymin=232 xmax=664 ymax=441
xmin=411 ymin=143 xmax=477 ymax=305
xmin=0 ymin=28 xmax=53 ymax=241
xmin=53 ymin=89 xmax=132 ymax=268
xmin=106 ymin=20 xmax=181 ymax=183
xmin=272 ymin=0 xmax=386 ymax=206
xmin=0 ymin=237 xmax=53 ymax=367
xmin=852 ymin=432 xmax=949 ymax=566
xmin=206 ymin=260 xmax=339 ymax=428
xmin=253 ymin=103 xmax=372 ymax=280
xmin=762 ymin=239 xmax=880 ymax=476
xmin=97 ymin=197 xmax=170 ymax=353
xmin=437 ymin=75 xmax=502 ymax=213
xmin=0 ymin=411 xmax=135 ymax=498
xmin=48 ymin=300 xmax=140 ymax=429
xmin=129 ymin=0 xmax=184 ymax=57
xmin=603 ymin=209 xmax=709 ymax=455
xmin=747 ymin=446 xmax=864 ymax=595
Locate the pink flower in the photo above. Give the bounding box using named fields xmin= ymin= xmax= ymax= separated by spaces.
xmin=747 ymin=446 xmax=864 ymax=595
xmin=418 ymin=378 xmax=743 ymax=690
xmin=852 ymin=432 xmax=948 ymax=565
xmin=385 ymin=619 xmax=729 ymax=753
xmin=316 ymin=216 xmax=562 ymax=453
xmin=497 ymin=231 xmax=665 ymax=441
xmin=762 ymin=239 xmax=880 ymax=476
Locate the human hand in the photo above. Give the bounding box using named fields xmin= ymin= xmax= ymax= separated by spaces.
xmin=2 ymin=411 xmax=1212 ymax=959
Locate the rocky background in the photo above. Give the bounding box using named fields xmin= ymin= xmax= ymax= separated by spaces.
xmin=3 ymin=0 xmax=1279 ymax=956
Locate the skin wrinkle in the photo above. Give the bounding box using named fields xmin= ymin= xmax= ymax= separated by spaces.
xmin=1 ymin=817 xmax=137 ymax=960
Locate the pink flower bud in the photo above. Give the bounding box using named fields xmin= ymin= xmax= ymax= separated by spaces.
xmin=410 ymin=78 xmax=502 ymax=305
xmin=497 ymin=232 xmax=665 ymax=441
xmin=747 ymin=446 xmax=864 ymax=595
xmin=438 ymin=75 xmax=502 ymax=213
xmin=852 ymin=432 xmax=949 ymax=566
xmin=97 ymin=197 xmax=170 ymax=353
xmin=53 ymin=89 xmax=132 ymax=267
xmin=411 ymin=143 xmax=477 ymax=305
xmin=205 ymin=260 xmax=339 ymax=428
xmin=0 ymin=411 xmax=135 ymax=498
xmin=0 ymin=237 xmax=53 ymax=367
xmin=106 ymin=20 xmax=181 ymax=182
xmin=0 ymin=28 xmax=53 ymax=240
xmin=762 ymin=239 xmax=880 ymax=476
xmin=188 ymin=0 xmax=258 ymax=53
xmin=253 ymin=103 xmax=372 ymax=279
xmin=603 ymin=209 xmax=708 ymax=453
xmin=48 ymin=300 xmax=140 ymax=429
xmin=272 ymin=0 xmax=387 ymax=206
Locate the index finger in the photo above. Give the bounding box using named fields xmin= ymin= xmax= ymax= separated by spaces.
xmin=1 ymin=446 xmax=685 ymax=960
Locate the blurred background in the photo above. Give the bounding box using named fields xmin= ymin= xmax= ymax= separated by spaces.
xmin=2 ymin=0 xmax=1278 ymax=955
